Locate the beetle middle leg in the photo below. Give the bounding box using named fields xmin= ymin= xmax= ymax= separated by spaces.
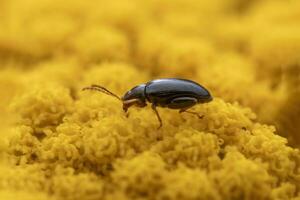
xmin=151 ymin=104 xmax=162 ymax=129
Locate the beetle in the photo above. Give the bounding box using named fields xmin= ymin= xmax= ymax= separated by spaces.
xmin=82 ymin=78 xmax=212 ymax=129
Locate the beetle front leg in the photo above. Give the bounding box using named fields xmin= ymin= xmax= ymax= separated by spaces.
xmin=151 ymin=104 xmax=162 ymax=129
xmin=123 ymin=105 xmax=129 ymax=117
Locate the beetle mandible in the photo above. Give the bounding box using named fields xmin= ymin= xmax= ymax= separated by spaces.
xmin=83 ymin=78 xmax=213 ymax=129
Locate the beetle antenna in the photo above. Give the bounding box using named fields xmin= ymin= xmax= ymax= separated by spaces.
xmin=82 ymin=84 xmax=122 ymax=101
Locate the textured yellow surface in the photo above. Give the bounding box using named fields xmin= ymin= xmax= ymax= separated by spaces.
xmin=0 ymin=0 xmax=300 ymax=199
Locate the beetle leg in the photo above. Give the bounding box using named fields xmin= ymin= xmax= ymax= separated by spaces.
xmin=179 ymin=109 xmax=203 ymax=119
xmin=151 ymin=104 xmax=162 ymax=129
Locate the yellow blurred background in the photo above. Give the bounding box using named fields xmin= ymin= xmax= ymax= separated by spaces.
xmin=0 ymin=0 xmax=299 ymax=199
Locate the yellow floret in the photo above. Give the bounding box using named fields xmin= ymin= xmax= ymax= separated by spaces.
xmin=0 ymin=0 xmax=300 ymax=199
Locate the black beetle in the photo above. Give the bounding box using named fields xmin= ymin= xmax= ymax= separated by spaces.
xmin=83 ymin=78 xmax=212 ymax=129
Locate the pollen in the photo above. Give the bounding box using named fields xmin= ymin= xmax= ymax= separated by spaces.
xmin=0 ymin=0 xmax=300 ymax=200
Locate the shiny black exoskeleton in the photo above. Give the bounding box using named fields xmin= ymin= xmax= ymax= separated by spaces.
xmin=83 ymin=78 xmax=212 ymax=129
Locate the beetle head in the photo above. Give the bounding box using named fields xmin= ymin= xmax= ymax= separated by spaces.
xmin=122 ymin=84 xmax=147 ymax=111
